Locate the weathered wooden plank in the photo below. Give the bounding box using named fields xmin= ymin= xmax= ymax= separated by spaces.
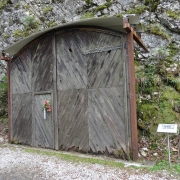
xmin=10 ymin=49 xmax=31 ymax=94
xmin=73 ymin=29 xmax=122 ymax=55
xmin=11 ymin=93 xmax=32 ymax=145
xmin=31 ymin=34 xmax=53 ymax=92
xmin=88 ymin=87 xmax=128 ymax=158
xmin=87 ymin=49 xmax=124 ymax=89
xmin=53 ymin=33 xmax=58 ymax=150
xmin=56 ymin=31 xmax=87 ymax=90
xmin=57 ymin=89 xmax=89 ymax=151
xmin=34 ymin=94 xmax=54 ymax=148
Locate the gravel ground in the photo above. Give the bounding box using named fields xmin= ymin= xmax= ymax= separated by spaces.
xmin=0 ymin=145 xmax=179 ymax=180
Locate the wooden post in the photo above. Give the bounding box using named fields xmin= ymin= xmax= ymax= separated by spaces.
xmin=123 ymin=17 xmax=148 ymax=161
xmin=53 ymin=32 xmax=58 ymax=150
xmin=127 ymin=31 xmax=138 ymax=161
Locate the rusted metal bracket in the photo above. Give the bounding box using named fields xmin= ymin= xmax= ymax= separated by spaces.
xmin=123 ymin=18 xmax=148 ymax=52
xmin=1 ymin=53 xmax=10 ymax=61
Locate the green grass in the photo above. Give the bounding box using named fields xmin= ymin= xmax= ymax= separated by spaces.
xmin=25 ymin=148 xmax=125 ymax=168
xmin=150 ymin=160 xmax=180 ymax=174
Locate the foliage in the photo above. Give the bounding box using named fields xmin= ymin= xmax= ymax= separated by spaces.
xmin=151 ymin=160 xmax=180 ymax=174
xmin=22 ymin=4 xmax=29 ymax=9
xmin=0 ymin=0 xmax=7 ymax=12
xmin=82 ymin=1 xmax=112 ymax=19
xmin=116 ymin=13 xmax=123 ymax=18
xmin=126 ymin=5 xmax=147 ymax=14
xmin=146 ymin=23 xmax=171 ymax=40
xmin=49 ymin=21 xmax=57 ymax=27
xmin=136 ymin=54 xmax=180 ymax=136
xmin=84 ymin=0 xmax=93 ymax=5
xmin=43 ymin=6 xmax=53 ymax=14
xmin=167 ymin=10 xmax=180 ymax=19
xmin=3 ymin=33 xmax=9 ymax=38
xmin=95 ymin=2 xmax=112 ymax=12
xmin=21 ymin=16 xmax=39 ymax=30
xmin=81 ymin=12 xmax=94 ymax=19
xmin=13 ymin=29 xmax=29 ymax=38
xmin=144 ymin=0 xmax=160 ymax=12
xmin=0 ymin=75 xmax=8 ymax=118
xmin=14 ymin=3 xmax=20 ymax=9
xmin=61 ymin=19 xmax=66 ymax=23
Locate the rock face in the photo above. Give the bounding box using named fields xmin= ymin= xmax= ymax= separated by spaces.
xmin=0 ymin=0 xmax=180 ymax=136
xmin=0 ymin=0 xmax=179 ymax=56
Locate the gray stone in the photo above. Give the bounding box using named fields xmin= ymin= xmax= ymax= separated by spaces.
xmin=141 ymin=150 xmax=147 ymax=157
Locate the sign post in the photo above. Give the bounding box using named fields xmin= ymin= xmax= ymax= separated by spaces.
xmin=157 ymin=124 xmax=178 ymax=167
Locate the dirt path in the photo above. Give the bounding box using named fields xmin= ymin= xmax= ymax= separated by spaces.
xmin=0 ymin=142 xmax=179 ymax=180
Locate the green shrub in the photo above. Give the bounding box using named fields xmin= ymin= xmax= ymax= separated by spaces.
xmin=145 ymin=0 xmax=160 ymax=12
xmin=0 ymin=75 xmax=8 ymax=107
xmin=146 ymin=23 xmax=171 ymax=40
xmin=21 ymin=16 xmax=39 ymax=30
xmin=43 ymin=6 xmax=53 ymax=14
xmin=49 ymin=21 xmax=57 ymax=27
xmin=0 ymin=0 xmax=7 ymax=13
xmin=126 ymin=5 xmax=147 ymax=14
xmin=81 ymin=12 xmax=94 ymax=19
xmin=167 ymin=10 xmax=180 ymax=19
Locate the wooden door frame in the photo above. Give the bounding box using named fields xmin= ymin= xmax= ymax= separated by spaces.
xmin=32 ymin=91 xmax=54 ymax=148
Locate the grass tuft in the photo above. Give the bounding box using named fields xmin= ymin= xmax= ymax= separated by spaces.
xmin=25 ymin=148 xmax=125 ymax=168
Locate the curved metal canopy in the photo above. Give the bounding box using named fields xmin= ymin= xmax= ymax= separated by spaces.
xmin=4 ymin=15 xmax=143 ymax=56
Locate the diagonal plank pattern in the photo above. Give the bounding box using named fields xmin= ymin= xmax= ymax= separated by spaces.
xmin=10 ymin=27 xmax=131 ymax=159
xmin=56 ymin=28 xmax=130 ymax=158
xmin=11 ymin=93 xmax=32 ymax=145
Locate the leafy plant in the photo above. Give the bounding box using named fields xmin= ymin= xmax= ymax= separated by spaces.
xmin=0 ymin=75 xmax=8 ymax=118
xmin=43 ymin=6 xmax=53 ymax=14
xmin=3 ymin=33 xmax=9 ymax=38
xmin=167 ymin=10 xmax=180 ymax=19
xmin=13 ymin=29 xmax=29 ymax=38
xmin=49 ymin=21 xmax=57 ymax=27
xmin=146 ymin=23 xmax=171 ymax=40
xmin=145 ymin=0 xmax=160 ymax=12
xmin=84 ymin=0 xmax=93 ymax=5
xmin=21 ymin=16 xmax=39 ymax=30
xmin=22 ymin=4 xmax=29 ymax=9
xmin=126 ymin=5 xmax=147 ymax=14
xmin=14 ymin=3 xmax=20 ymax=9
xmin=81 ymin=12 xmax=94 ymax=19
xmin=0 ymin=0 xmax=7 ymax=12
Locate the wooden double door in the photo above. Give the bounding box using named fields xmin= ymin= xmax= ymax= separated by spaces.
xmin=10 ymin=27 xmax=131 ymax=159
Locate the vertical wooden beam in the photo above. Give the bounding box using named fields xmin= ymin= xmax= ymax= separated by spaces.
xmin=53 ymin=32 xmax=58 ymax=150
xmin=7 ymin=61 xmax=11 ymax=142
xmin=128 ymin=31 xmax=138 ymax=161
xmin=32 ymin=92 xmax=35 ymax=146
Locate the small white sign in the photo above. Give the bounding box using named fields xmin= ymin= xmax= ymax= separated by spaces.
xmin=157 ymin=124 xmax=178 ymax=134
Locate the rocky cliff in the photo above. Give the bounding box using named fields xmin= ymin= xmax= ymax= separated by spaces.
xmin=0 ymin=0 xmax=180 ymax=153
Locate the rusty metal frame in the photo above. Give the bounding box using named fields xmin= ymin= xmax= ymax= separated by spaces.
xmin=1 ymin=53 xmax=10 ymax=61
xmin=123 ymin=18 xmax=148 ymax=161
xmin=123 ymin=19 xmax=148 ymax=52
xmin=127 ymin=31 xmax=138 ymax=161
